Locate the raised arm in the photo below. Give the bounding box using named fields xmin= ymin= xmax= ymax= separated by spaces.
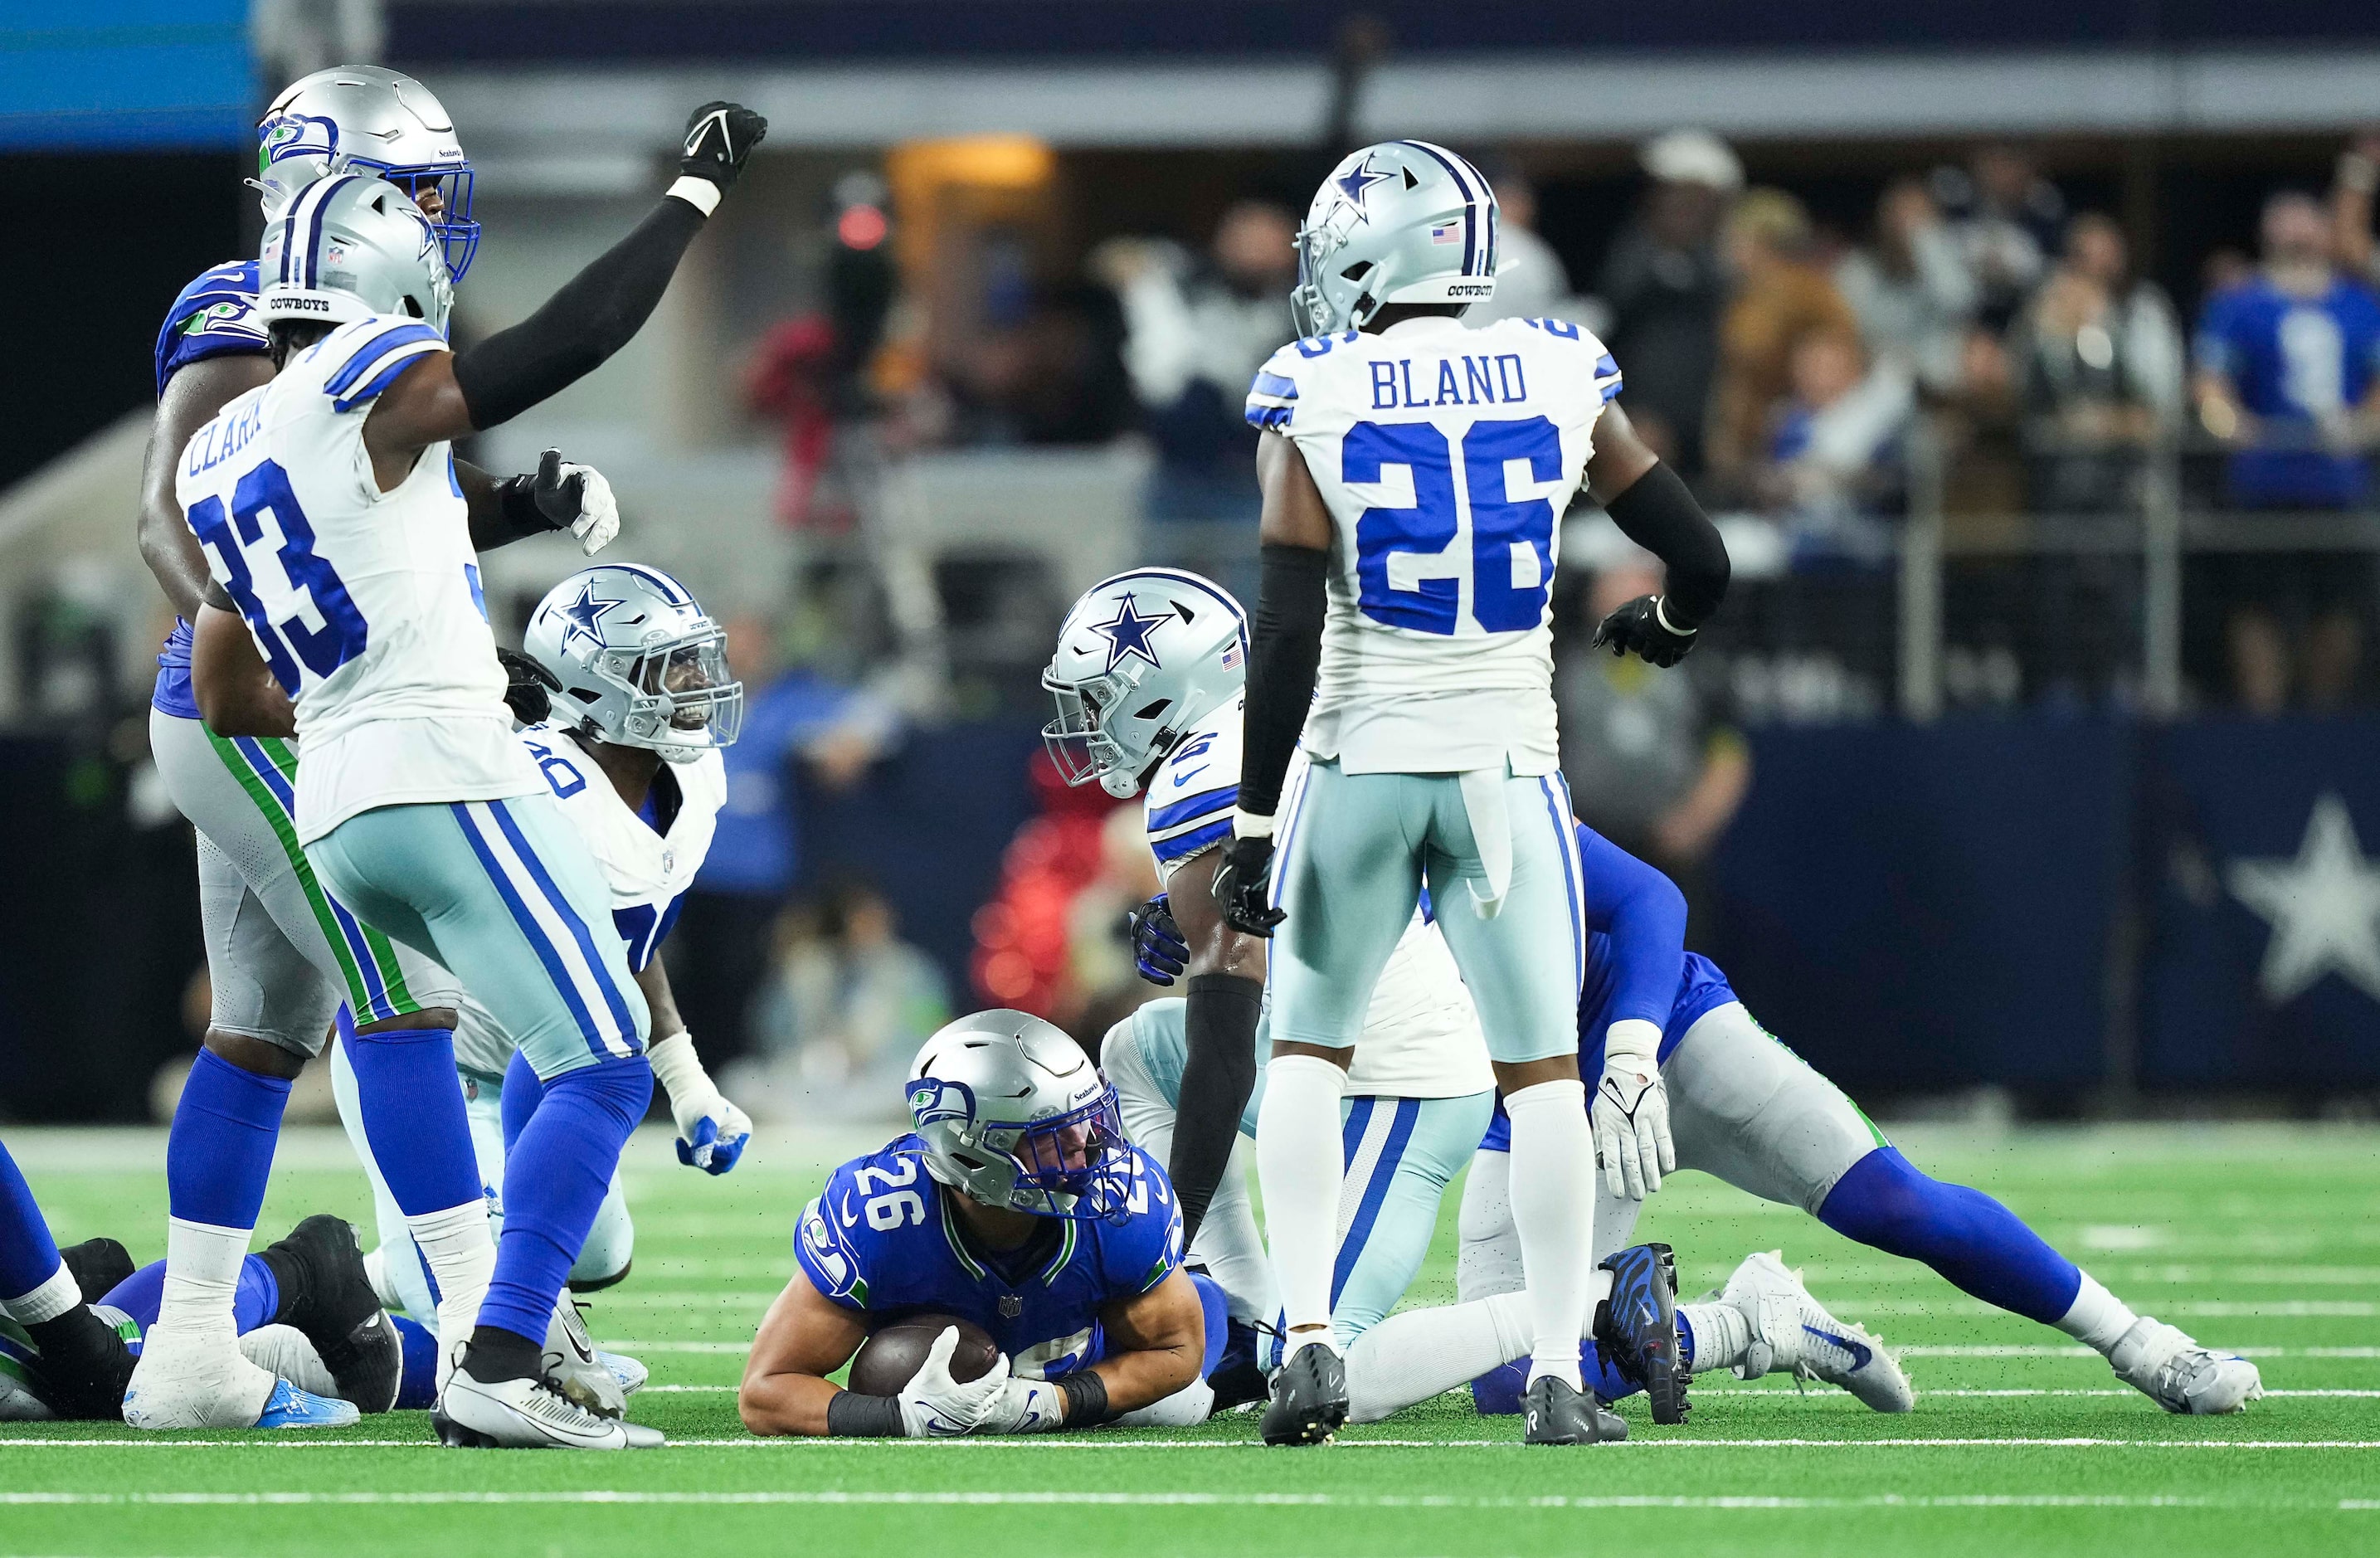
xmin=1583 ymin=402 xmax=1731 ymax=666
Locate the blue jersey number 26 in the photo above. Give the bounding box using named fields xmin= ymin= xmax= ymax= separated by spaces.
xmin=1346 ymin=416 xmax=1564 ymax=635
xmin=187 ymin=460 xmax=369 ymax=695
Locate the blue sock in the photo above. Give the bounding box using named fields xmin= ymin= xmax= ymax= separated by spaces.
xmin=1471 ymin=1340 xmax=1638 ymax=1414
xmin=499 ymin=1049 xmax=544 ymax=1153
xmin=341 ymin=1026 xmax=479 ymax=1217
xmin=1818 ymin=1146 xmax=2083 ymax=1324
xmin=476 ymin=1059 xmax=651 ymax=1345
xmin=167 ymin=1049 xmax=291 ymax=1229
xmin=103 ymin=1255 xmax=280 ymax=1335
xmin=392 ymin=1315 xmax=440 ymax=1410
xmin=0 ymin=1137 xmax=66 ymax=1302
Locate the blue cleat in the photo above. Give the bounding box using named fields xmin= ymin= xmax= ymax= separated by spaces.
xmin=254 ymin=1376 xmax=361 ymax=1429
xmin=1595 ymin=1241 xmax=1687 ymax=1424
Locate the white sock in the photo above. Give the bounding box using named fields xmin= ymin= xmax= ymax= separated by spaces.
xmin=1346 ymin=1293 xmax=1531 ymax=1424
xmin=1255 ymin=1053 xmax=1348 ymax=1344
xmin=1679 ymin=1301 xmax=1752 ymax=1374
xmin=406 ymin=1200 xmax=498 ymax=1375
xmin=2 ymin=1262 xmax=80 ymax=1325
xmin=2054 ymin=1272 xmax=2140 ymax=1356
xmin=1503 ymin=1078 xmax=1597 ymax=1389
xmin=149 ymin=1217 xmax=251 ymax=1340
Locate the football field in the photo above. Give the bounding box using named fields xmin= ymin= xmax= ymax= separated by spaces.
xmin=3 ymin=1121 xmax=2376 ymax=1558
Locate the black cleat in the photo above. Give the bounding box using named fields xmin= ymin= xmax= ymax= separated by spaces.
xmin=1522 ymin=1374 xmax=1627 ymax=1444
xmin=1207 ymin=1320 xmax=1270 ymax=1414
xmin=1260 ymin=1339 xmax=1348 ymax=1446
xmin=259 ymin=1215 xmax=403 ymax=1414
xmin=58 ymin=1238 xmax=136 ymax=1302
xmin=1596 ymin=1241 xmax=1688 ymax=1425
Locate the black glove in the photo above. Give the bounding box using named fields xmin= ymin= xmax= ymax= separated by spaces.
xmin=1212 ymin=835 xmax=1285 ymax=938
xmin=497 ymin=646 xmax=562 ymax=725
xmin=499 ymin=449 xmax=582 ymax=533
xmin=1127 ymin=894 xmax=1189 ymax=986
xmin=678 ymin=101 xmax=768 ymax=193
xmin=1591 ymin=593 xmax=1698 ymax=669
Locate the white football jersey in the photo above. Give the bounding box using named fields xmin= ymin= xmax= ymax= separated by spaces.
xmin=1244 ymin=314 xmax=1623 ymax=777
xmin=1144 ymin=694 xmax=1492 ymax=1099
xmin=178 ymin=314 xmax=537 ymax=843
xmin=452 ymin=728 xmax=725 ymax=1079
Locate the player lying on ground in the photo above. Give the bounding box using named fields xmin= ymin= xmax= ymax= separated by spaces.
xmin=1449 ymin=821 xmax=2263 ymax=1419
xmin=133 ymin=66 xmax=626 ymax=1435
xmin=2 ymin=1204 xmax=425 ymax=1425
xmin=331 ymin=562 xmax=749 ymax=1414
xmin=184 ymin=101 xmax=767 ymax=1450
xmin=1224 ymin=141 xmax=1732 ymax=1446
xmin=741 ymin=1012 xmax=1229 ymax=1438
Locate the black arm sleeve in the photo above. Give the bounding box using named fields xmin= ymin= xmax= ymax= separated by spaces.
xmin=452 ymin=197 xmax=708 ymax=431
xmin=824 ymin=1390 xmax=904 ymax=1437
xmin=1600 ymin=461 xmax=1730 ymax=628
xmin=1168 ymin=972 xmax=1263 ymax=1251
xmin=1238 ymin=543 xmax=1329 ymax=818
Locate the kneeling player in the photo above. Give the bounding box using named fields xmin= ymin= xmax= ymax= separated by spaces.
xmin=740 ymin=1011 xmax=1222 ymax=1436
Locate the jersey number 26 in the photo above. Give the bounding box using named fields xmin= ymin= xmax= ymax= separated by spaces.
xmin=187 ymin=460 xmax=368 ymax=694
xmin=1347 ymin=415 xmax=1562 ymax=636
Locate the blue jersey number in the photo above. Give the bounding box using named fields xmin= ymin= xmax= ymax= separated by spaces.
xmin=1343 ymin=417 xmax=1563 ymax=635
xmin=523 ymin=738 xmax=586 ymax=799
xmin=187 ymin=460 xmax=369 ymax=695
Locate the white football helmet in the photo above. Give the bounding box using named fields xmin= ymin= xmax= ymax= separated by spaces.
xmin=521 ymin=564 xmax=743 ymax=763
xmin=1043 ymin=568 xmax=1248 ymax=799
xmin=1291 ymin=139 xmax=1500 ymax=338
xmin=258 ymin=174 xmax=453 ymax=335
xmin=256 ymin=66 xmax=479 ymax=280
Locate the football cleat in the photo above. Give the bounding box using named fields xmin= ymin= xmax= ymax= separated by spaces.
xmin=254 ymin=1376 xmax=361 ymax=1429
xmin=1722 ymin=1250 xmax=1914 ymax=1413
xmin=1522 ymin=1374 xmax=1627 ymax=1445
xmin=1260 ymin=1337 xmax=1348 ymax=1447
xmin=123 ymin=1327 xmax=280 ymax=1429
xmin=2108 ymin=1318 xmax=2262 ymax=1414
xmin=262 ymin=1216 xmax=403 ymax=1413
xmin=543 ymin=1295 xmax=628 ymax=1419
xmin=601 ymin=1351 xmax=648 ymax=1398
xmin=435 ymin=1364 xmax=664 ymax=1449
xmin=1596 ymin=1242 xmax=1687 ymax=1424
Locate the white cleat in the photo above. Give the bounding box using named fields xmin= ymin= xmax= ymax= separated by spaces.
xmin=2109 ymin=1318 xmax=2262 ymax=1414
xmin=543 ymin=1296 xmax=628 ymax=1419
xmin=434 ymin=1365 xmax=664 ymax=1449
xmin=121 ymin=1327 xmax=279 ymax=1429
xmin=600 ymin=1351 xmax=648 ymax=1399
xmin=1722 ymin=1249 xmax=1915 ymax=1413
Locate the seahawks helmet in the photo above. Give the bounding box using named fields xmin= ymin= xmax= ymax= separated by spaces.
xmin=1043 ymin=568 xmax=1248 ymax=799
xmin=258 ymin=174 xmax=453 ymax=336
xmin=257 ymin=66 xmax=480 ymax=281
xmin=906 ymin=1010 xmax=1140 ymax=1224
xmin=1290 ymin=139 xmax=1499 ymax=338
xmin=521 ymin=564 xmax=743 ymax=763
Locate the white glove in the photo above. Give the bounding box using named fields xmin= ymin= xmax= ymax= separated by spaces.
xmin=977 ymin=1370 xmax=1066 ymax=1434
xmin=563 ymin=462 xmax=619 ymax=555
xmin=1591 ymin=1018 xmax=1675 ymax=1200
xmin=647 ymin=1030 xmax=752 ymax=1175
xmin=896 ymin=1327 xmax=1013 ymax=1438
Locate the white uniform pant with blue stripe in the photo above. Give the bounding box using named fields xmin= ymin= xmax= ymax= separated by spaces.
xmin=328 ymin=1044 xmax=634 ymax=1331
xmin=306 ymin=796 xmax=649 ymax=1080
xmin=1103 ymin=996 xmax=1492 ymax=1363
xmin=1270 ymin=761 xmax=1583 ymax=1064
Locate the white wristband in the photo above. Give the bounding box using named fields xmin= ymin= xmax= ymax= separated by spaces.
xmin=1602 ymin=1017 xmax=1664 ymax=1064
xmin=1231 ymin=807 xmax=1276 ymax=840
xmin=666 ymin=176 xmax=722 ymax=217
xmin=1652 ymin=596 xmax=1697 ymax=637
xmin=645 ymin=1030 xmax=714 ymax=1103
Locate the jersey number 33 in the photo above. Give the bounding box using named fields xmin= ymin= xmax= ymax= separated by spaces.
xmin=187 ymin=460 xmax=368 ymax=694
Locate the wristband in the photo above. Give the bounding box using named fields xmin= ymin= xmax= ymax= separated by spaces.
xmin=1230 ymin=808 xmax=1276 ymax=841
xmin=666 ymin=176 xmax=722 ymax=217
xmin=1652 ymin=596 xmax=1698 ymax=638
xmin=494 ymin=473 xmax=554 ymax=541
xmin=825 ymin=1390 xmax=904 ymax=1437
xmin=1057 ymin=1370 xmax=1111 ymax=1428
xmin=645 ymin=1031 xmax=711 ymax=1098
xmin=1602 ymin=1017 xmax=1664 ymax=1064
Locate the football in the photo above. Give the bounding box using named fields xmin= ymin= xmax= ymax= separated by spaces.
xmin=846 ymin=1313 xmax=1000 ymax=1396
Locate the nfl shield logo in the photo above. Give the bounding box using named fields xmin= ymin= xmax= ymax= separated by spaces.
xmin=1000 ymin=1294 xmax=1023 ymax=1319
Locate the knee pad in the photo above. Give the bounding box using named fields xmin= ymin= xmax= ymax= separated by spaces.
xmin=567 ymin=1186 xmax=635 ymax=1290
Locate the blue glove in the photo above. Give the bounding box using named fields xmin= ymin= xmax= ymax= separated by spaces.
xmin=674 ymin=1115 xmax=748 ymax=1176
xmin=1127 ymin=893 xmax=1189 ymax=986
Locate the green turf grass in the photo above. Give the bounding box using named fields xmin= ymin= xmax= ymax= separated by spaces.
xmin=4 ymin=1122 xmax=2377 ymax=1558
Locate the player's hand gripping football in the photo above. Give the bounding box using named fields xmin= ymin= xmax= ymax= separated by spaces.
xmin=978 ymin=1371 xmax=1067 ymax=1434
xmin=1591 ymin=593 xmax=1698 ymax=669
xmin=1127 ymin=894 xmax=1189 ymax=986
xmin=523 ymin=448 xmax=620 ymax=556
xmin=896 ymin=1327 xmax=1014 ymax=1437
xmin=646 ymin=1031 xmax=752 ymax=1176
xmin=678 ymin=102 xmax=768 ymax=194
xmin=1213 ymin=835 xmax=1285 ymax=938
xmin=1591 ymin=1019 xmax=1676 ymax=1199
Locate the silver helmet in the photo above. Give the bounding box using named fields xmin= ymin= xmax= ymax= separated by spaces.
xmin=905 ymin=1010 xmax=1139 ymax=1224
xmin=1043 ymin=568 xmax=1247 ymax=798
xmin=257 ymin=65 xmax=480 ymax=281
xmin=1290 ymin=139 xmax=1500 ymax=338
xmin=521 ymin=564 xmax=744 ymax=763
xmin=258 ymin=174 xmax=453 ymax=335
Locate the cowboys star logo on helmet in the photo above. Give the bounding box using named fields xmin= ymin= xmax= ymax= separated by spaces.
xmin=1335 ymin=152 xmax=1395 ymax=214
xmin=1090 ymin=596 xmax=1168 ymax=674
xmin=557 ymin=582 xmax=621 ymax=655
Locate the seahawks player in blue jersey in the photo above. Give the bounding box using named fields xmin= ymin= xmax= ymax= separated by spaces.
xmin=740 ymin=1012 xmax=1227 ymax=1437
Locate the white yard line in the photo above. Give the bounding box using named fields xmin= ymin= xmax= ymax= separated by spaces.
xmin=0 ymin=1491 xmax=2281 ymax=1510
xmin=6 ymin=1437 xmax=2379 ymax=1452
